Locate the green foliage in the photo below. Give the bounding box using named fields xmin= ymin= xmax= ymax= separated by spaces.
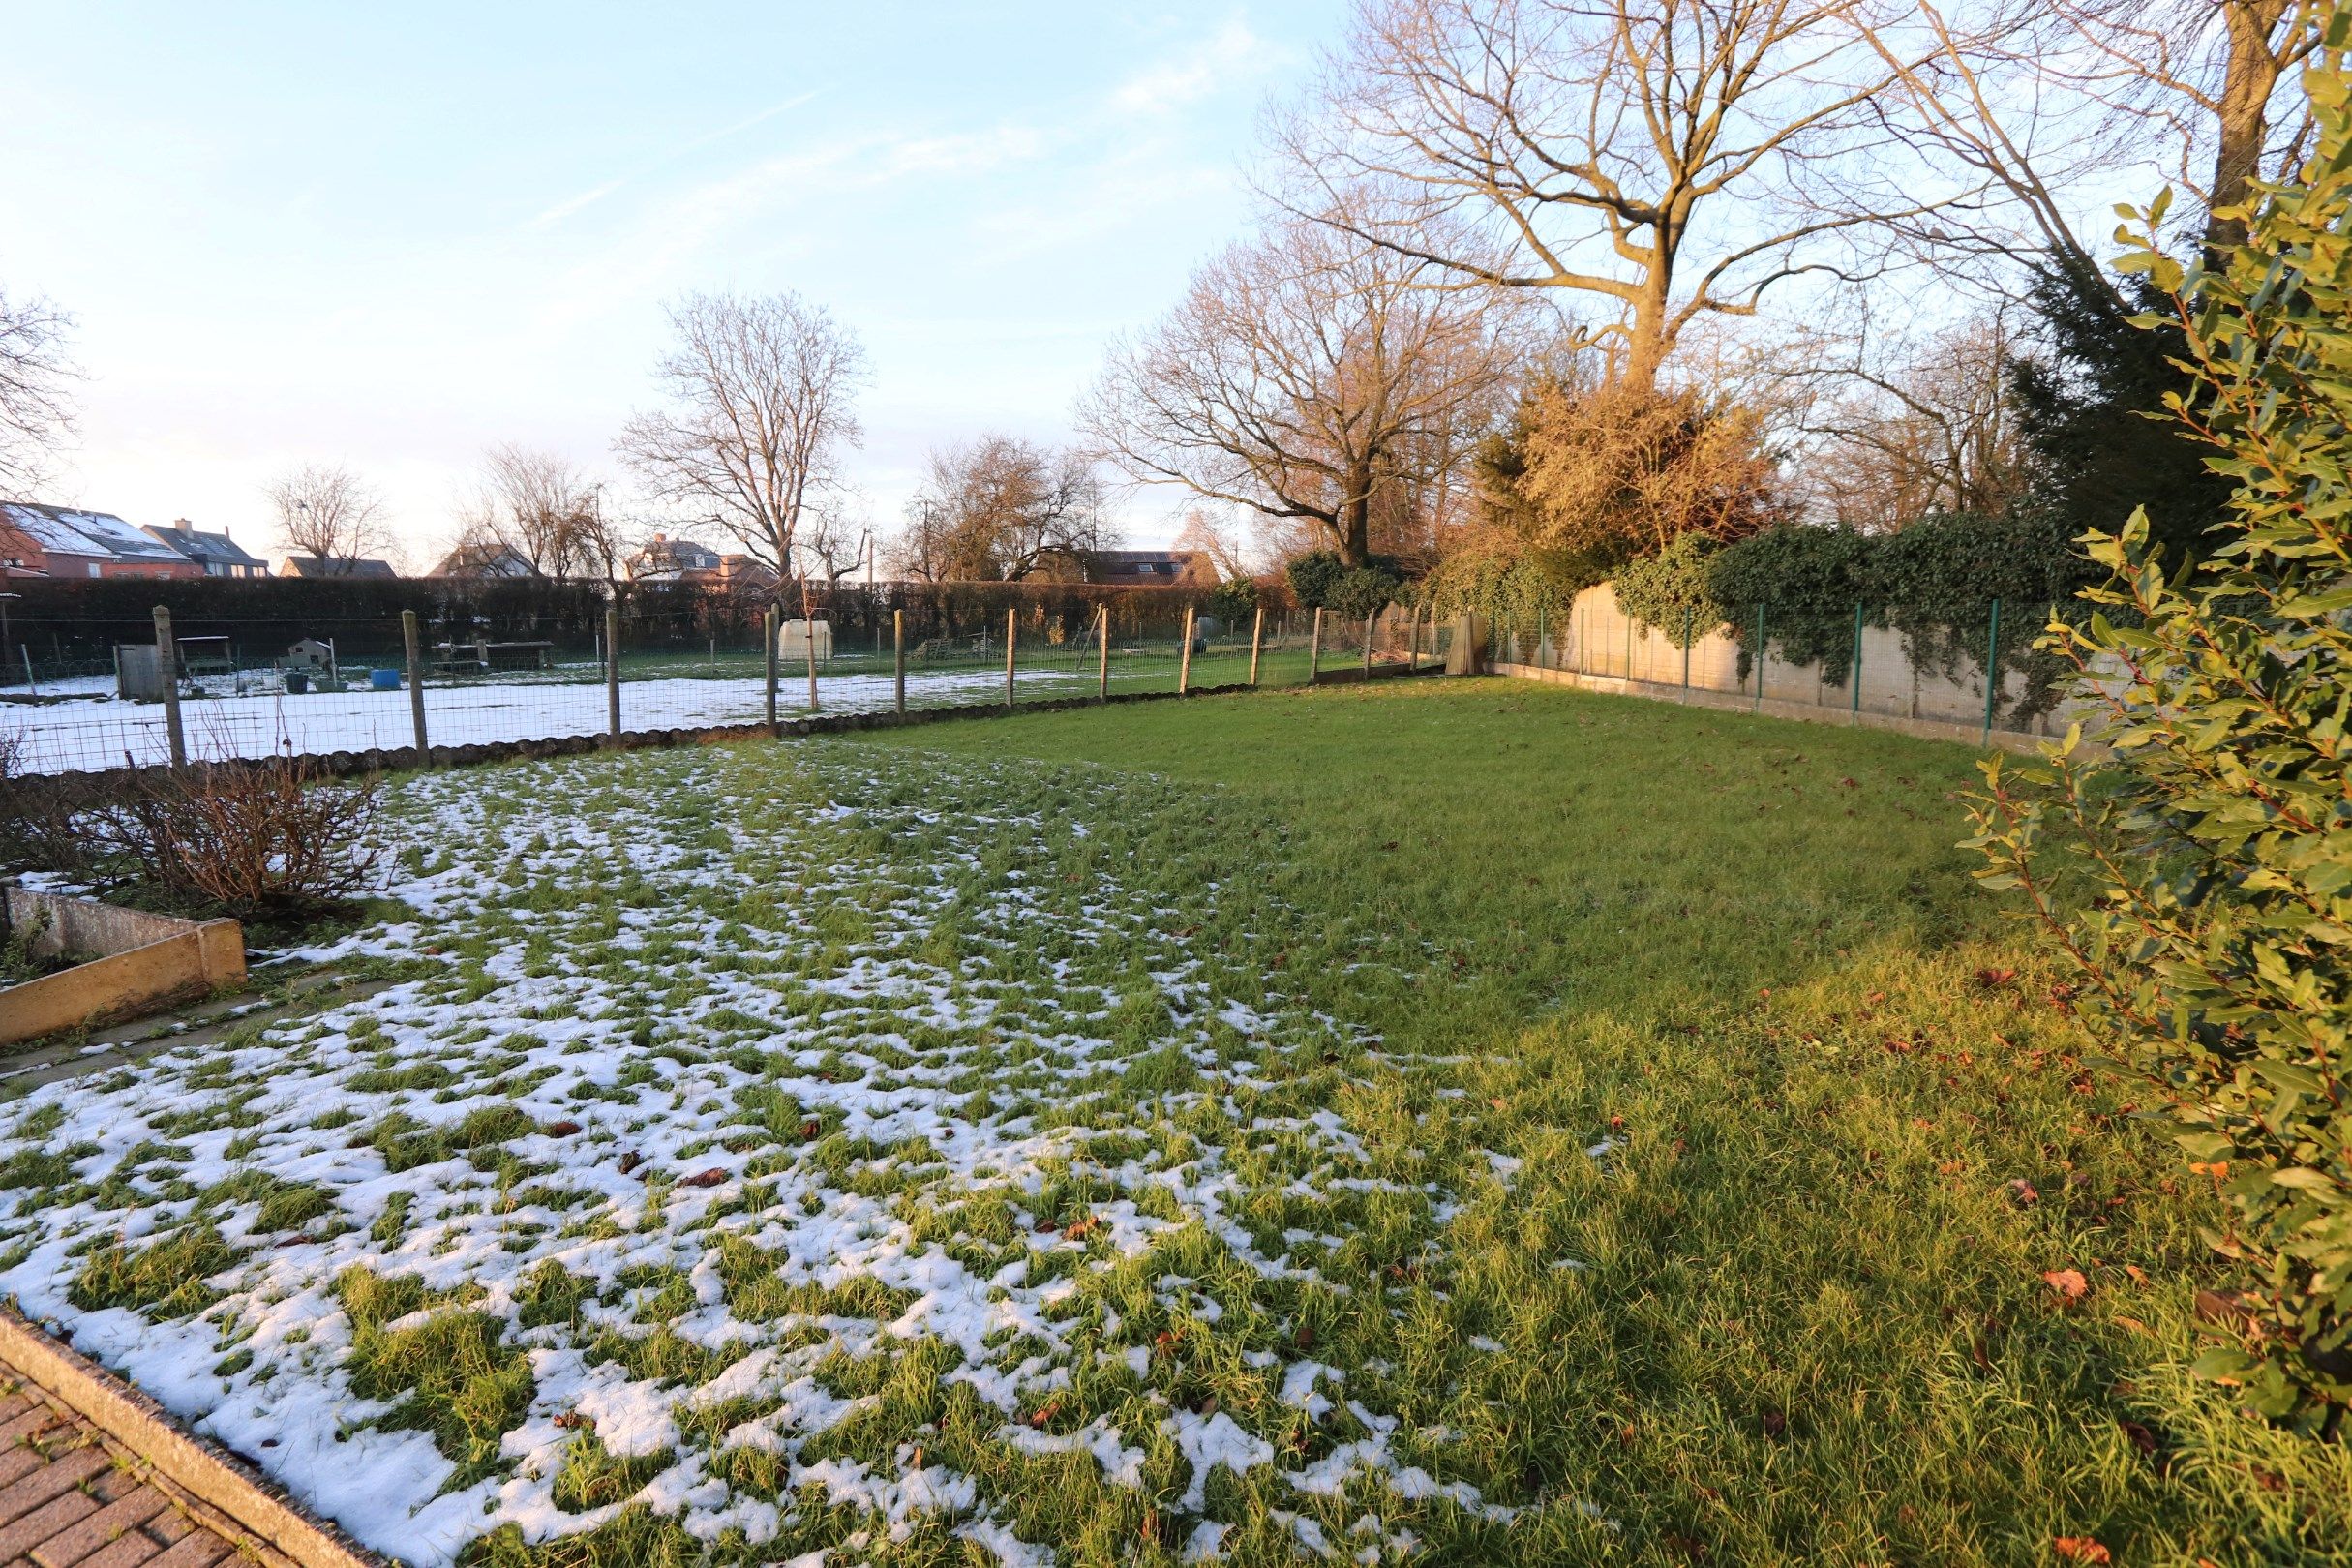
xmin=1611 ymin=533 xmax=1720 ymax=649
xmin=2012 ymin=250 xmax=2237 ymax=566
xmin=1422 ymin=548 xmax=1577 ymax=631
xmin=1204 ymin=575 xmax=1258 ymax=626
xmin=1705 ymin=523 xmax=1877 ymax=682
xmin=1966 ymin=21 xmax=2352 ymax=1426
xmin=1698 ymin=511 xmax=2096 ymax=717
xmin=1284 ymin=551 xmax=1402 ymax=620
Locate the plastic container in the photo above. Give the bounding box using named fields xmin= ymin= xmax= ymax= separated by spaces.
xmin=284 ymin=669 xmax=310 ymax=695
xmin=370 ymin=667 xmax=402 ymax=691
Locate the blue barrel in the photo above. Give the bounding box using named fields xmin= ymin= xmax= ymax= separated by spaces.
xmin=370 ymin=667 xmax=402 ymax=691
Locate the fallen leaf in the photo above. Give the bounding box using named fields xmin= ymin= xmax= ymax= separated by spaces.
xmin=2007 ymin=1178 xmax=2039 ymax=1207
xmin=617 ymin=1151 xmax=642 ymax=1176
xmin=2053 ymin=1537 xmax=2111 ymax=1564
xmin=1761 ymin=1408 xmax=1787 ymax=1439
xmin=1974 ymin=967 xmax=2018 ymax=990
xmin=2042 ymin=1268 xmax=2091 ymax=1303
xmin=552 ymin=1411 xmax=591 ymax=1430
xmin=543 ymin=1120 xmax=582 ymax=1137
xmin=2117 ymin=1419 xmax=2157 ymax=1457
xmin=679 ymin=1167 xmax=728 ymax=1189
xmin=801 ymin=1119 xmax=821 ymax=1140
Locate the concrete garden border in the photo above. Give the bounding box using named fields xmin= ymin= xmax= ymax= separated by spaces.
xmin=0 ymin=888 xmax=245 ymax=1048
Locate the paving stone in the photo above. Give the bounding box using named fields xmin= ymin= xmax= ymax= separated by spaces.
xmin=0 ymin=1450 xmax=105 ymax=1525
xmin=29 ymin=1487 xmax=168 ymax=1568
xmin=138 ymin=1539 xmax=225 ymax=1568
xmin=0 ymin=1494 xmax=95 ymax=1562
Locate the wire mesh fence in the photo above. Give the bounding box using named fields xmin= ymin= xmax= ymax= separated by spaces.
xmin=1488 ymin=582 xmax=2080 ymax=742
xmin=0 ymin=602 xmax=1405 ymax=776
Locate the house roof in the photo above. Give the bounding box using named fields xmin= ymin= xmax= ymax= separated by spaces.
xmin=1091 ymin=550 xmax=1205 ymax=579
xmin=281 ymin=554 xmax=398 ymax=579
xmin=8 ymin=504 xmax=194 ymax=565
xmin=2 ymin=501 xmax=193 ymax=563
xmin=142 ymin=521 xmax=265 ymax=569
xmin=428 ymin=543 xmax=535 ymax=577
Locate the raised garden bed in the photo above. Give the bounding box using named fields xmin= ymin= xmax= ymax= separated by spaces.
xmin=0 ymin=887 xmax=245 ymax=1047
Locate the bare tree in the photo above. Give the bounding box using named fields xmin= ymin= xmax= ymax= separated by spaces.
xmin=458 ymin=444 xmax=602 ymax=578
xmin=1170 ymin=507 xmax=1255 ymax=580
xmin=616 ymin=291 xmax=868 ymax=591
xmin=798 ymin=502 xmax=876 ymax=586
xmin=0 ymin=286 xmax=78 ymax=492
xmin=1282 ymin=0 xmax=1942 ymax=395
xmin=1792 ymin=305 xmax=2032 ymax=527
xmin=1079 ymin=214 xmax=1522 ymax=566
xmin=1862 ymin=0 xmax=2319 ymax=299
xmin=265 ymin=464 xmax=395 ymax=569
xmin=904 ymin=437 xmax=1108 ymax=581
xmin=565 ymin=492 xmax=641 ymax=589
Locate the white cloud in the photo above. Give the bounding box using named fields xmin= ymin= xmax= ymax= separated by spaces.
xmin=1109 ymin=18 xmax=1276 ymax=116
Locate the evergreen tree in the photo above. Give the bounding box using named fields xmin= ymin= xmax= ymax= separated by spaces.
xmin=2009 ymin=251 xmax=2236 ymax=565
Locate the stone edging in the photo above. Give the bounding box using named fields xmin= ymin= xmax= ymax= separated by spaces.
xmin=0 ymin=1305 xmax=387 ymax=1567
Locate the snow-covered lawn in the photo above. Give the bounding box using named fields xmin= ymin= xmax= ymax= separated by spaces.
xmin=0 ymin=741 xmax=1546 ymax=1565
xmin=0 ymin=666 xmax=1101 ymax=774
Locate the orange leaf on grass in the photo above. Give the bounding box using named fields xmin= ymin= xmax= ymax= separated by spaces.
xmin=2053 ymin=1538 xmax=2111 ymax=1564
xmin=2042 ymin=1268 xmax=2090 ymax=1302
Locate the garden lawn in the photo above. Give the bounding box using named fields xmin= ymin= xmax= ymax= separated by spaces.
xmin=0 ymin=678 xmax=2341 ymax=1566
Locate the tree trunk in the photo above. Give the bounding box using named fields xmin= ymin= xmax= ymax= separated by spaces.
xmin=2206 ymin=0 xmax=2294 ymax=256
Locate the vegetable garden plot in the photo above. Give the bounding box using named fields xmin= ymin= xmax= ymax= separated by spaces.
xmin=0 ymin=743 xmax=1557 ymax=1566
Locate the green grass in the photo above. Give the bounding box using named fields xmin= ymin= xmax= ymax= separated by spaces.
xmin=10 ymin=677 xmax=2345 ymax=1566
xmin=838 ymin=677 xmax=2351 ymax=1565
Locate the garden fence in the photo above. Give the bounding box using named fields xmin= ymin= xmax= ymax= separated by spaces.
xmin=1488 ymin=581 xmax=2086 ymax=745
xmin=0 ymin=601 xmax=1449 ymax=777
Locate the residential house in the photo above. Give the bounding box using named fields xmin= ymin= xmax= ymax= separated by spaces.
xmin=0 ymin=502 xmax=201 ymax=579
xmin=627 ymin=532 xmax=727 ymax=583
xmin=1085 ymin=549 xmax=1212 ymax=587
xmin=428 ymin=542 xmax=538 ymax=578
xmin=140 ymin=519 xmax=267 ymax=578
xmin=280 ymin=554 xmax=399 ymax=579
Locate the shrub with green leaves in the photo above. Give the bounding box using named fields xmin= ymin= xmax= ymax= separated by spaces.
xmin=1965 ymin=12 xmax=2352 ymax=1427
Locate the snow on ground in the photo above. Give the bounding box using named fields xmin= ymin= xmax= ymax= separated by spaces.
xmin=0 ymin=666 xmax=1100 ymax=774
xmin=0 ymin=744 xmax=1517 ymax=1564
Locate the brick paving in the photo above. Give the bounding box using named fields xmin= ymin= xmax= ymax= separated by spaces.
xmin=0 ymin=1385 xmax=237 ymax=1568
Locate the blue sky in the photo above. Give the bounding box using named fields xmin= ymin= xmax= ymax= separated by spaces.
xmin=0 ymin=3 xmax=1346 ymax=563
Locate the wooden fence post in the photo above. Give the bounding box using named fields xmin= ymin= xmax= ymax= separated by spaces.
xmin=805 ymin=606 xmax=820 ymax=714
xmin=151 ymin=606 xmax=186 ymax=768
xmin=1308 ymin=607 xmax=1323 ymax=683
xmin=1097 ymin=606 xmax=1109 ymax=701
xmin=893 ymin=609 xmax=906 ymax=715
xmin=1362 ymin=610 xmax=1375 ymax=677
xmin=764 ymin=605 xmax=779 ymax=736
xmin=1249 ymin=606 xmax=1263 ymax=686
xmin=1004 ymin=606 xmax=1016 ymax=709
xmin=605 ymin=603 xmax=621 ymax=742
xmin=401 ymin=609 xmax=430 ymax=767
xmin=1179 ymin=607 xmax=1194 ymax=694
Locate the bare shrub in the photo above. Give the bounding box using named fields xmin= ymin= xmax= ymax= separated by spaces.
xmin=80 ymin=757 xmax=383 ymax=917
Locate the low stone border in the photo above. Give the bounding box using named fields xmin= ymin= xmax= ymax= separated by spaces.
xmin=0 ymin=1306 xmax=384 ymax=1568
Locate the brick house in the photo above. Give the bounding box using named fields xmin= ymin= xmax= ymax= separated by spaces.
xmin=0 ymin=503 xmax=201 ymax=579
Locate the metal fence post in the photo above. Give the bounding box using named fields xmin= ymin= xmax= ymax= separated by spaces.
xmin=151 ymin=605 xmax=186 ymax=768
xmin=894 ymin=609 xmax=906 ymax=714
xmin=1097 ymin=605 xmax=1109 ymax=701
xmin=1362 ymin=611 xmax=1375 ymax=677
xmin=764 ymin=604 xmax=779 ymax=736
xmin=1681 ymin=608 xmax=1692 ymax=698
xmin=1535 ymin=606 xmax=1546 ymax=671
xmin=605 ymin=603 xmax=621 ymax=743
xmin=1249 ymin=605 xmax=1264 ymax=685
xmin=1851 ymin=602 xmax=1864 ymax=725
xmin=1179 ymin=606 xmax=1194 ymax=694
xmin=1005 ymin=605 xmax=1016 ymax=709
xmin=1309 ymin=607 xmax=1323 ymax=682
xmin=401 ymin=608 xmax=430 ymax=767
xmin=1982 ymin=597 xmax=2002 ymax=745
xmin=1753 ymin=603 xmax=1765 ymax=712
